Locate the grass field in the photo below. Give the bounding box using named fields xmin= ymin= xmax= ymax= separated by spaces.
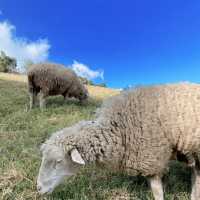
xmin=0 ymin=73 xmax=192 ymax=200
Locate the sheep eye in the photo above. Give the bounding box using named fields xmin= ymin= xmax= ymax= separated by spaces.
xmin=56 ymin=159 xmax=63 ymax=164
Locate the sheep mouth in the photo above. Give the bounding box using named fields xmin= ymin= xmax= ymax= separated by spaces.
xmin=38 ymin=187 xmax=54 ymax=195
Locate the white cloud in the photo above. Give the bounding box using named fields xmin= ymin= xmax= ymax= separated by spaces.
xmin=0 ymin=21 xmax=50 ymax=71
xmin=71 ymin=60 xmax=104 ymax=80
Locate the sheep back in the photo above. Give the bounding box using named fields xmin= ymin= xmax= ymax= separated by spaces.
xmin=94 ymin=83 xmax=200 ymax=175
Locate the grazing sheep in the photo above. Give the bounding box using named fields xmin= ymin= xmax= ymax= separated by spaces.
xmin=27 ymin=63 xmax=88 ymax=109
xmin=37 ymin=83 xmax=200 ymax=200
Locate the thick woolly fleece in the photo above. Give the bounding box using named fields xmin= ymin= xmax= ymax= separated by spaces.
xmin=44 ymin=83 xmax=200 ymax=177
xmin=27 ymin=63 xmax=88 ymax=100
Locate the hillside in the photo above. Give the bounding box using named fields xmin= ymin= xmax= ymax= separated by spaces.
xmin=0 ymin=73 xmax=191 ymax=200
xmin=0 ymin=72 xmax=120 ymax=99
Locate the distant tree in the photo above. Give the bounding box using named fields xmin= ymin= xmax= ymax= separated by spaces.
xmin=79 ymin=76 xmax=95 ymax=85
xmin=78 ymin=76 xmax=107 ymax=87
xmin=123 ymin=84 xmax=143 ymax=91
xmin=79 ymin=76 xmax=89 ymax=84
xmin=0 ymin=51 xmax=17 ymax=73
xmin=88 ymin=80 xmax=95 ymax=85
xmin=96 ymin=82 xmax=107 ymax=87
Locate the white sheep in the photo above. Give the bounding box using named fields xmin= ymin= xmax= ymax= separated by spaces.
xmin=37 ymin=83 xmax=200 ymax=200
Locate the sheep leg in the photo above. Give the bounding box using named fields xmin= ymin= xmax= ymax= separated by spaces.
xmin=64 ymin=96 xmax=70 ymax=101
xmin=191 ymin=166 xmax=200 ymax=200
xmin=39 ymin=92 xmax=47 ymax=109
xmin=63 ymin=93 xmax=69 ymax=101
xmin=29 ymin=92 xmax=37 ymax=109
xmin=149 ymin=175 xmax=164 ymax=200
xmin=191 ymin=169 xmax=196 ymax=200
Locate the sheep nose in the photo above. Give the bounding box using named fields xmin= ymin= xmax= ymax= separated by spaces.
xmin=37 ymin=185 xmax=42 ymax=192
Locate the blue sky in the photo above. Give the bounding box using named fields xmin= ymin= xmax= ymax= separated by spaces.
xmin=1 ymin=0 xmax=200 ymax=88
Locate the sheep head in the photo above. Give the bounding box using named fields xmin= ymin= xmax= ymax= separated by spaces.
xmin=77 ymin=85 xmax=89 ymax=102
xmin=37 ymin=144 xmax=85 ymax=195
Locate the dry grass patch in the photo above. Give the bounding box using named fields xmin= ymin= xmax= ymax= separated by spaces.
xmin=86 ymin=85 xmax=120 ymax=99
xmin=0 ymin=167 xmax=28 ymax=200
xmin=104 ymin=188 xmax=134 ymax=200
xmin=0 ymin=72 xmax=27 ymax=83
xmin=0 ymin=168 xmax=24 ymax=189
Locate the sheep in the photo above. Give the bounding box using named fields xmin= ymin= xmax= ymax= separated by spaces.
xmin=37 ymin=82 xmax=200 ymax=200
xmin=27 ymin=63 xmax=88 ymax=109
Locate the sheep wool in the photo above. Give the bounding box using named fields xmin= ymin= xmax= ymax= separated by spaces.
xmin=45 ymin=82 xmax=200 ymax=177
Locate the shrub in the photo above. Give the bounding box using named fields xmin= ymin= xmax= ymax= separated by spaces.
xmin=0 ymin=51 xmax=17 ymax=73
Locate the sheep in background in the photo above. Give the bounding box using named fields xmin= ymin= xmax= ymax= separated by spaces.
xmin=37 ymin=83 xmax=200 ymax=200
xmin=27 ymin=63 xmax=88 ymax=109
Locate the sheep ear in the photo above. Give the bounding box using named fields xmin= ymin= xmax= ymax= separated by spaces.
xmin=70 ymin=149 xmax=85 ymax=165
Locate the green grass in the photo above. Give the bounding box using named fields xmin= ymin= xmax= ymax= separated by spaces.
xmin=0 ymin=78 xmax=191 ymax=200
